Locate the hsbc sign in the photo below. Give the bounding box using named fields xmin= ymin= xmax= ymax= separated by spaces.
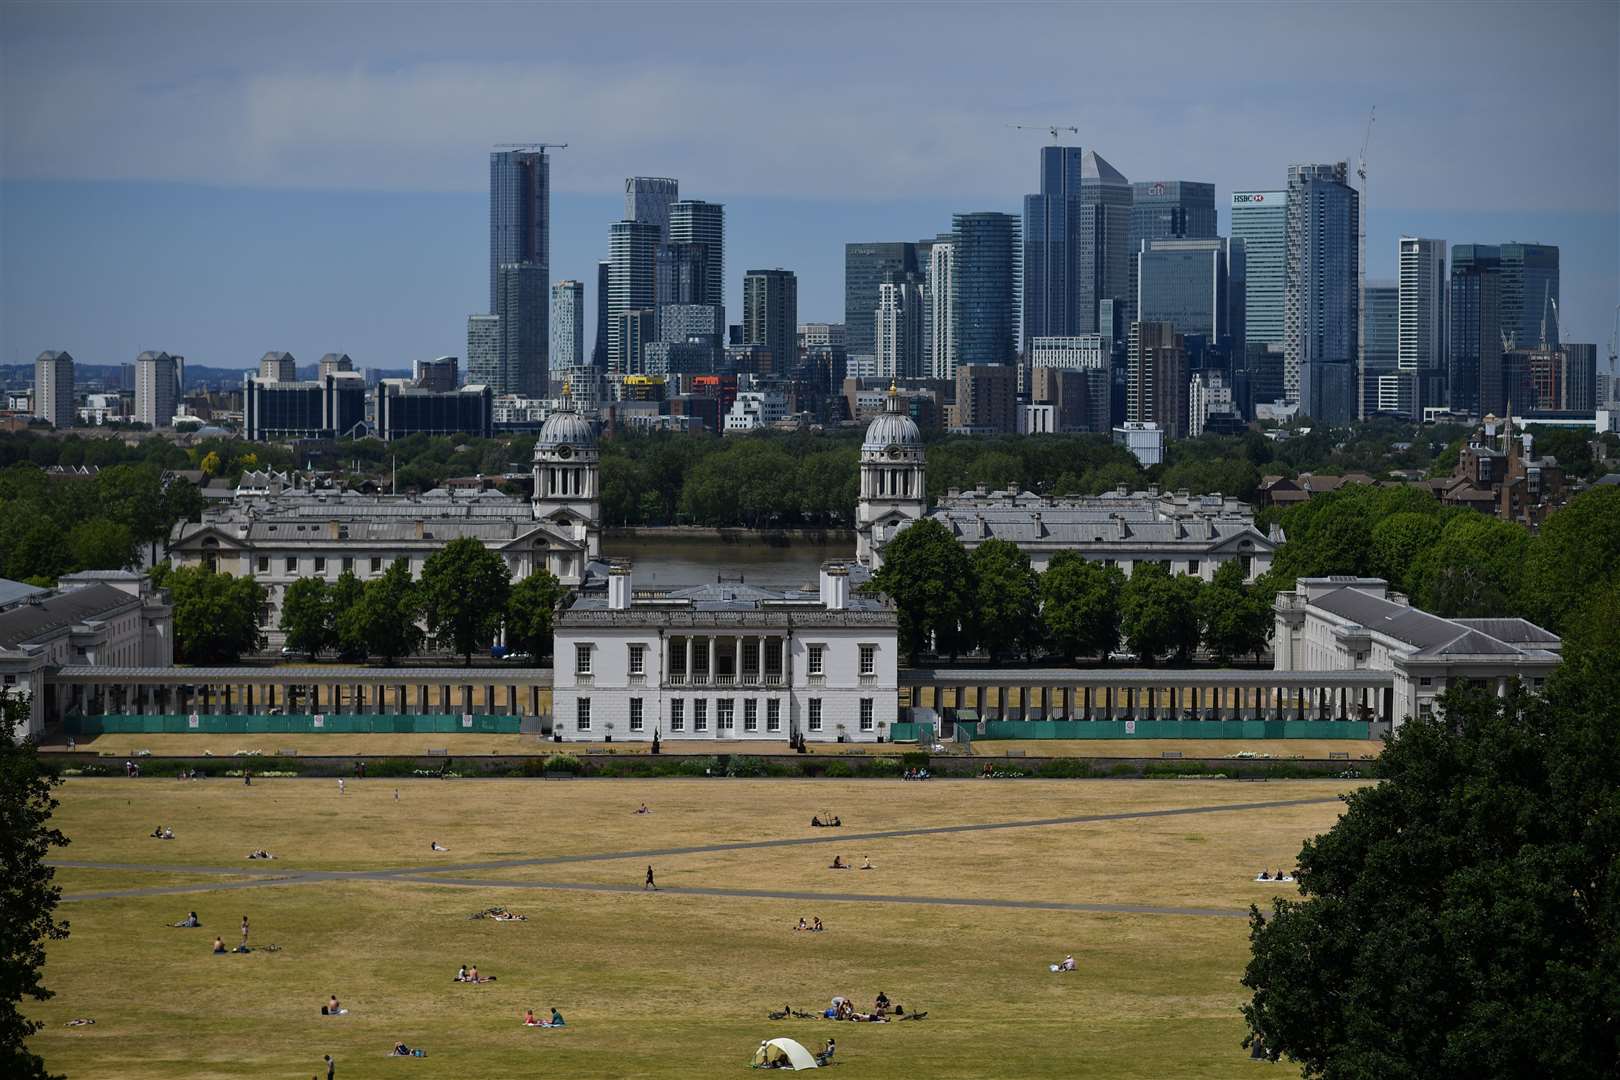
xmin=1233 ymin=191 xmax=1284 ymax=207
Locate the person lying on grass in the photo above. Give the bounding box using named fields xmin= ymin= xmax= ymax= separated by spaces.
xmin=171 ymin=911 xmax=200 ymax=928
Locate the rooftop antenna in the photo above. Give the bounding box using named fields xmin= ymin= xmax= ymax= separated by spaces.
xmin=493 ymin=142 xmax=569 ymax=152
xmin=1008 ymin=124 xmax=1080 ymax=142
xmin=1356 ymin=106 xmax=1375 ymax=423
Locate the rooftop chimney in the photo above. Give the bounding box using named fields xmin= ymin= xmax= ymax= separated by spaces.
xmin=820 ymin=562 xmax=849 ymax=611
xmin=608 ymin=564 xmax=632 ymax=610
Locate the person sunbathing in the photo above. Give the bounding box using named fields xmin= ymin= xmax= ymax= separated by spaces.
xmin=795 ymin=917 xmax=808 ymax=931
xmin=430 ymin=841 xmax=448 ymax=852
xmin=212 ymin=937 xmax=226 ymax=954
xmin=1257 ymin=869 xmax=1271 ymax=880
xmin=328 ymin=995 xmax=340 ymax=1013
xmin=467 ymin=965 xmax=480 ymax=983
xmin=811 ymin=815 xmax=822 ymax=827
xmin=392 ymin=1043 xmax=412 ymax=1056
xmin=523 ymin=1009 xmax=538 ymax=1026
xmin=172 ymin=912 xmax=200 ymax=928
xmin=860 ymin=856 xmax=874 ymax=870
xmin=635 ymin=803 xmax=650 ymax=814
xmin=830 ymin=855 xmax=846 ymax=869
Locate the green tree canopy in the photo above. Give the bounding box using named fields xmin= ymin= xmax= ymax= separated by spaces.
xmin=1119 ymin=563 xmax=1202 ymax=664
xmin=65 ymin=520 xmax=137 ymax=573
xmin=0 ymin=692 xmax=71 ymax=1080
xmin=153 ymin=565 xmax=264 ymax=663
xmin=967 ymin=539 xmax=1040 ymax=662
xmin=869 ymin=518 xmax=974 ymax=663
xmin=418 ymin=538 xmax=513 ymax=664
xmin=1408 ymin=513 xmax=1528 ymax=618
xmin=1516 ymin=487 xmax=1620 ymax=634
xmin=1366 ymin=511 xmax=1443 ymax=596
xmin=328 ymin=570 xmax=367 ymax=661
xmin=278 ymin=577 xmax=332 ymax=660
xmin=1039 ymin=553 xmax=1124 ymax=662
xmin=339 ymin=560 xmax=422 ymax=665
xmin=1197 ymin=560 xmax=1272 ymax=664
xmin=1241 ymin=628 xmax=1620 ymax=1078
xmin=505 ymin=570 xmax=564 ymax=660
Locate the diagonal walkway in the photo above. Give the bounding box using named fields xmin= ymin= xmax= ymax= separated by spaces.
xmin=55 ymin=794 xmax=1337 ymax=914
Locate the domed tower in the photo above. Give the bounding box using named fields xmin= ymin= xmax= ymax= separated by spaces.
xmin=532 ymin=398 xmax=601 ymax=559
xmin=856 ymin=387 xmax=927 ymax=568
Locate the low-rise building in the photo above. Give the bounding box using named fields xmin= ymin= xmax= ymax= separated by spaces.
xmin=0 ymin=571 xmax=173 ymax=737
xmin=553 ymin=563 xmax=898 ymax=743
xmin=1274 ymin=576 xmax=1560 ymax=728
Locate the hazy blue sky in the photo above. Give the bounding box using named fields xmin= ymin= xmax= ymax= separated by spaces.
xmin=3 ymin=1 xmax=1616 ymax=372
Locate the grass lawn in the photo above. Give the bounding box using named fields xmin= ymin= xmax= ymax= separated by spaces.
xmin=32 ymin=777 xmax=1361 ymax=1078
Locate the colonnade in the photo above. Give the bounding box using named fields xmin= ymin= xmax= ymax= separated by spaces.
xmin=665 ymin=634 xmax=789 ymax=686
xmin=906 ymin=675 xmax=1395 ymax=724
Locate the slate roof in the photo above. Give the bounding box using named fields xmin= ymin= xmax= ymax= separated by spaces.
xmin=0 ymin=578 xmax=48 ymax=610
xmin=0 ymin=584 xmax=138 ymax=650
xmin=1310 ymin=587 xmax=1558 ymax=659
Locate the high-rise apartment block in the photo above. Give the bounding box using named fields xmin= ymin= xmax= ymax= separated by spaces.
xmin=488 ymin=149 xmax=550 ymax=312
xmin=608 ymin=220 xmax=659 ymax=374
xmin=616 ymin=308 xmax=657 ymax=376
xmin=467 ymin=315 xmax=500 ymax=387
xmin=258 ymin=351 xmax=297 ymax=382
xmin=743 ymin=269 xmax=798 ymax=375
xmin=1499 ymin=243 xmax=1559 ymax=349
xmin=1397 ymin=236 xmax=1448 ymax=417
xmin=951 ymin=212 xmax=1021 ymax=366
xmin=668 ymin=200 xmax=724 ymax=310
xmin=33 ymin=350 xmax=74 ymax=429
xmin=875 ymin=277 xmax=926 ymax=380
xmin=952 ymin=363 xmax=1018 ymax=434
xmin=1126 ymin=322 xmax=1189 ymax=438
xmin=1231 ymin=190 xmax=1287 ymax=358
xmin=1079 ymin=151 xmax=1132 ymax=337
xmin=1284 ymin=163 xmax=1359 ymax=415
xmin=1022 ymin=146 xmax=1084 ymax=353
xmin=551 ymin=280 xmax=585 ymax=371
xmin=1450 ymin=246 xmax=1502 ymax=417
xmin=625 ymin=177 xmax=679 ymax=242
xmin=318 ymin=353 xmax=354 ymax=380
xmin=1363 ymin=282 xmax=1402 ymax=414
xmin=593 ymin=260 xmax=610 ymax=368
xmin=134 ymin=350 xmax=178 ymax=428
xmin=496 ymin=262 xmax=549 ymax=396
xmin=845 ymin=242 xmax=921 ymax=366
xmin=927 ymin=238 xmax=956 ymax=380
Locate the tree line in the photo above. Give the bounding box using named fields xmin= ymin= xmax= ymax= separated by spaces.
xmin=868 ymin=520 xmax=1272 ymax=667
xmin=152 ymin=538 xmax=564 ymax=666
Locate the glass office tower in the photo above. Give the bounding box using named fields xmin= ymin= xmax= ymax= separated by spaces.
xmin=1022 ymin=145 xmax=1084 ymax=354
xmin=1078 ymin=151 xmax=1132 ymax=335
xmin=1231 ymin=191 xmax=1287 ymax=351
xmin=1284 ymin=163 xmax=1359 ymax=414
xmin=951 ymin=212 xmax=1021 ymax=367
xmin=489 ymin=149 xmax=550 ymax=313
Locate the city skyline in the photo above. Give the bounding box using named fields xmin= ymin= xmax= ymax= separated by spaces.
xmin=2 ymin=1 xmax=1615 ymax=368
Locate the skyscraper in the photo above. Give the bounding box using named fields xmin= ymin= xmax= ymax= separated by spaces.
xmin=1078 ymin=151 xmax=1132 ymax=336
xmin=1136 ymin=238 xmax=1230 ymax=345
xmin=258 ymin=351 xmax=297 ymax=382
xmin=1231 ymin=191 xmax=1287 ymax=350
xmin=624 ymin=177 xmax=679 ymax=243
xmin=1126 ymin=322 xmax=1189 ymax=439
xmin=1129 ymin=180 xmax=1216 ymax=335
xmin=928 ymin=238 xmax=957 ymax=380
xmin=496 ymin=262 xmax=549 ymax=396
xmin=844 ymin=242 xmax=920 ymax=368
xmin=668 ymin=200 xmax=725 ymax=309
xmin=467 ymin=315 xmax=500 ymax=387
xmin=1363 ymin=281 xmax=1400 ymax=414
xmin=488 ymin=149 xmax=550 ymax=312
xmin=1022 ymin=145 xmax=1084 ymax=354
xmin=743 ymin=269 xmax=799 ymax=373
xmin=951 ymin=212 xmax=1021 ymax=366
xmin=134 ymin=350 xmax=177 ymax=428
xmin=1284 ymin=163 xmax=1359 ymax=412
xmin=593 ymin=260 xmax=610 ymax=369
xmin=875 ymin=276 xmax=925 ymax=380
xmin=551 ymin=280 xmax=585 ymax=371
xmin=34 ymin=350 xmax=74 ymax=429
xmin=1499 ymin=242 xmax=1559 ymax=348
xmin=1450 ymin=246 xmax=1502 ymax=416
xmin=608 ymin=220 xmax=659 ymax=374
xmin=1397 ymin=236 xmax=1448 ymax=416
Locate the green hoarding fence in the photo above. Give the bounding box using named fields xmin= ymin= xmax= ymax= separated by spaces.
xmin=64 ymin=714 xmax=524 ymax=736
xmin=973 ymin=719 xmax=1369 ymax=740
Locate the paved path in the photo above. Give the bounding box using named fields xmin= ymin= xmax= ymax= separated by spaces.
xmin=55 ymin=794 xmax=1335 ymax=915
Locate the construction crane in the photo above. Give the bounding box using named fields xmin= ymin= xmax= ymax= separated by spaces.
xmin=1008 ymin=124 xmax=1079 ymax=142
xmin=493 ymin=142 xmax=568 ymax=152
xmin=1356 ymin=106 xmax=1375 ymax=422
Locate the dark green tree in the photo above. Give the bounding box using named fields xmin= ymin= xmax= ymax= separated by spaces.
xmin=1409 ymin=513 xmax=1528 ymax=617
xmin=65 ymin=520 xmax=137 ymax=572
xmin=3 ymin=520 xmax=67 ymax=583
xmin=505 ymin=570 xmax=564 ymax=660
xmin=278 ymin=577 xmax=332 ymax=660
xmin=1366 ymin=511 xmax=1443 ymax=596
xmin=1119 ymin=563 xmax=1201 ymax=664
xmin=869 ymin=518 xmax=975 ymax=664
xmin=339 ymin=560 xmax=422 ymax=665
xmin=1516 ymin=487 xmax=1620 ymax=634
xmin=968 ymin=539 xmax=1040 ymax=662
xmin=1039 ymin=552 xmax=1124 ymax=662
xmin=1197 ymin=560 xmax=1272 ymax=664
xmin=418 ymin=537 xmax=512 ymax=664
xmin=152 ymin=565 xmax=265 ymax=662
xmin=327 ymin=570 xmax=367 ymax=661
xmin=0 ymin=691 xmax=70 ymax=1080
xmin=1241 ymin=637 xmax=1620 ymax=1078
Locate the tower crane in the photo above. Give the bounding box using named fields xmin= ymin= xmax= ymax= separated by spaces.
xmin=1008 ymin=124 xmax=1079 ymax=142
xmin=1356 ymin=107 xmax=1375 ymax=423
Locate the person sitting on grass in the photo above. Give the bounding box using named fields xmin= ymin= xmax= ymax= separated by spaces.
xmin=812 ymin=917 xmax=823 ymax=932
xmin=830 ymin=855 xmax=847 ymax=869
xmin=811 ymin=815 xmax=822 ymax=827
xmin=1257 ymin=869 xmax=1271 ymax=880
xmin=547 ymin=1008 xmax=564 ymax=1027
xmin=392 ymin=1042 xmax=412 ymax=1056
xmin=327 ymin=995 xmax=341 ymax=1014
xmin=860 ymin=856 xmax=874 ymax=870
xmin=212 ymin=936 xmax=226 ymax=954
xmin=875 ymin=991 xmax=890 ymax=1012
xmin=832 ymin=816 xmax=841 ymax=827
xmin=635 ymin=803 xmax=650 ymax=814
xmin=467 ymin=964 xmax=480 ymax=984
xmin=1059 ymin=954 xmax=1077 ymax=971
xmin=816 ymin=1038 xmax=836 ymax=1066
xmin=522 ymin=1009 xmax=538 ymax=1026
xmin=795 ymin=917 xmax=808 ymax=931
xmin=151 ymin=825 xmax=163 ymax=838
xmin=173 ymin=911 xmax=200 ymax=928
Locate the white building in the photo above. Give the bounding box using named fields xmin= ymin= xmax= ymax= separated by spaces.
xmin=1030 ymin=335 xmax=1110 ymax=372
xmin=0 ymin=572 xmax=173 ymax=737
xmin=724 ymin=389 xmax=789 ymax=433
xmin=1397 ymin=237 xmax=1447 ymax=375
xmin=553 ymin=563 xmax=898 ymax=743
xmin=34 ymin=350 xmax=75 ymax=429
xmin=551 ymin=280 xmax=585 ymax=370
xmin=1188 ymin=371 xmax=1235 ymax=438
xmin=134 ymin=350 xmax=179 ymax=428
xmin=928 ymin=240 xmax=956 ymax=380
xmin=1112 ymin=421 xmax=1164 ymax=466
xmin=79 ymin=393 xmax=128 ymax=426
xmin=854 ymin=390 xmax=928 ymax=566
xmin=1019 ymin=403 xmax=1056 ymax=434
xmin=1274 ymin=577 xmax=1560 ymax=729
xmin=170 ymin=406 xmax=602 ymax=649
xmin=875 ymin=279 xmax=925 ymax=380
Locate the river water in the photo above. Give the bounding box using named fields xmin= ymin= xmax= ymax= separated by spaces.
xmin=603 ymin=533 xmax=856 ymax=590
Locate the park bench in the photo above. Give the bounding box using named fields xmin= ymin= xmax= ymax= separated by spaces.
xmin=276 ymin=749 xmax=298 ymax=757
xmin=1329 ymin=752 xmax=1350 ymax=760
xmin=1160 ymin=751 xmax=1182 ymax=759
xmin=425 ymin=748 xmax=449 ymax=757
xmin=1238 ymin=776 xmax=1269 ymax=782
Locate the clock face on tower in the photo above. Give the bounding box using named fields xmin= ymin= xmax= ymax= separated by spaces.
xmin=556 ymin=445 xmax=573 ymax=460
xmin=885 ymin=444 xmax=901 ymax=458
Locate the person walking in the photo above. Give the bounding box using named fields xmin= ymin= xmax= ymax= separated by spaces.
xmin=239 ymin=914 xmax=250 ymax=949
xmin=644 ymin=865 xmax=657 ymax=891
xmin=324 ymin=1053 xmax=335 ymax=1079
xmin=338 ymin=778 xmax=345 ymax=796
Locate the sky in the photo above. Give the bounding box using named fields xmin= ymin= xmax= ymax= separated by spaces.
xmin=2 ymin=0 xmax=1616 ymax=373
